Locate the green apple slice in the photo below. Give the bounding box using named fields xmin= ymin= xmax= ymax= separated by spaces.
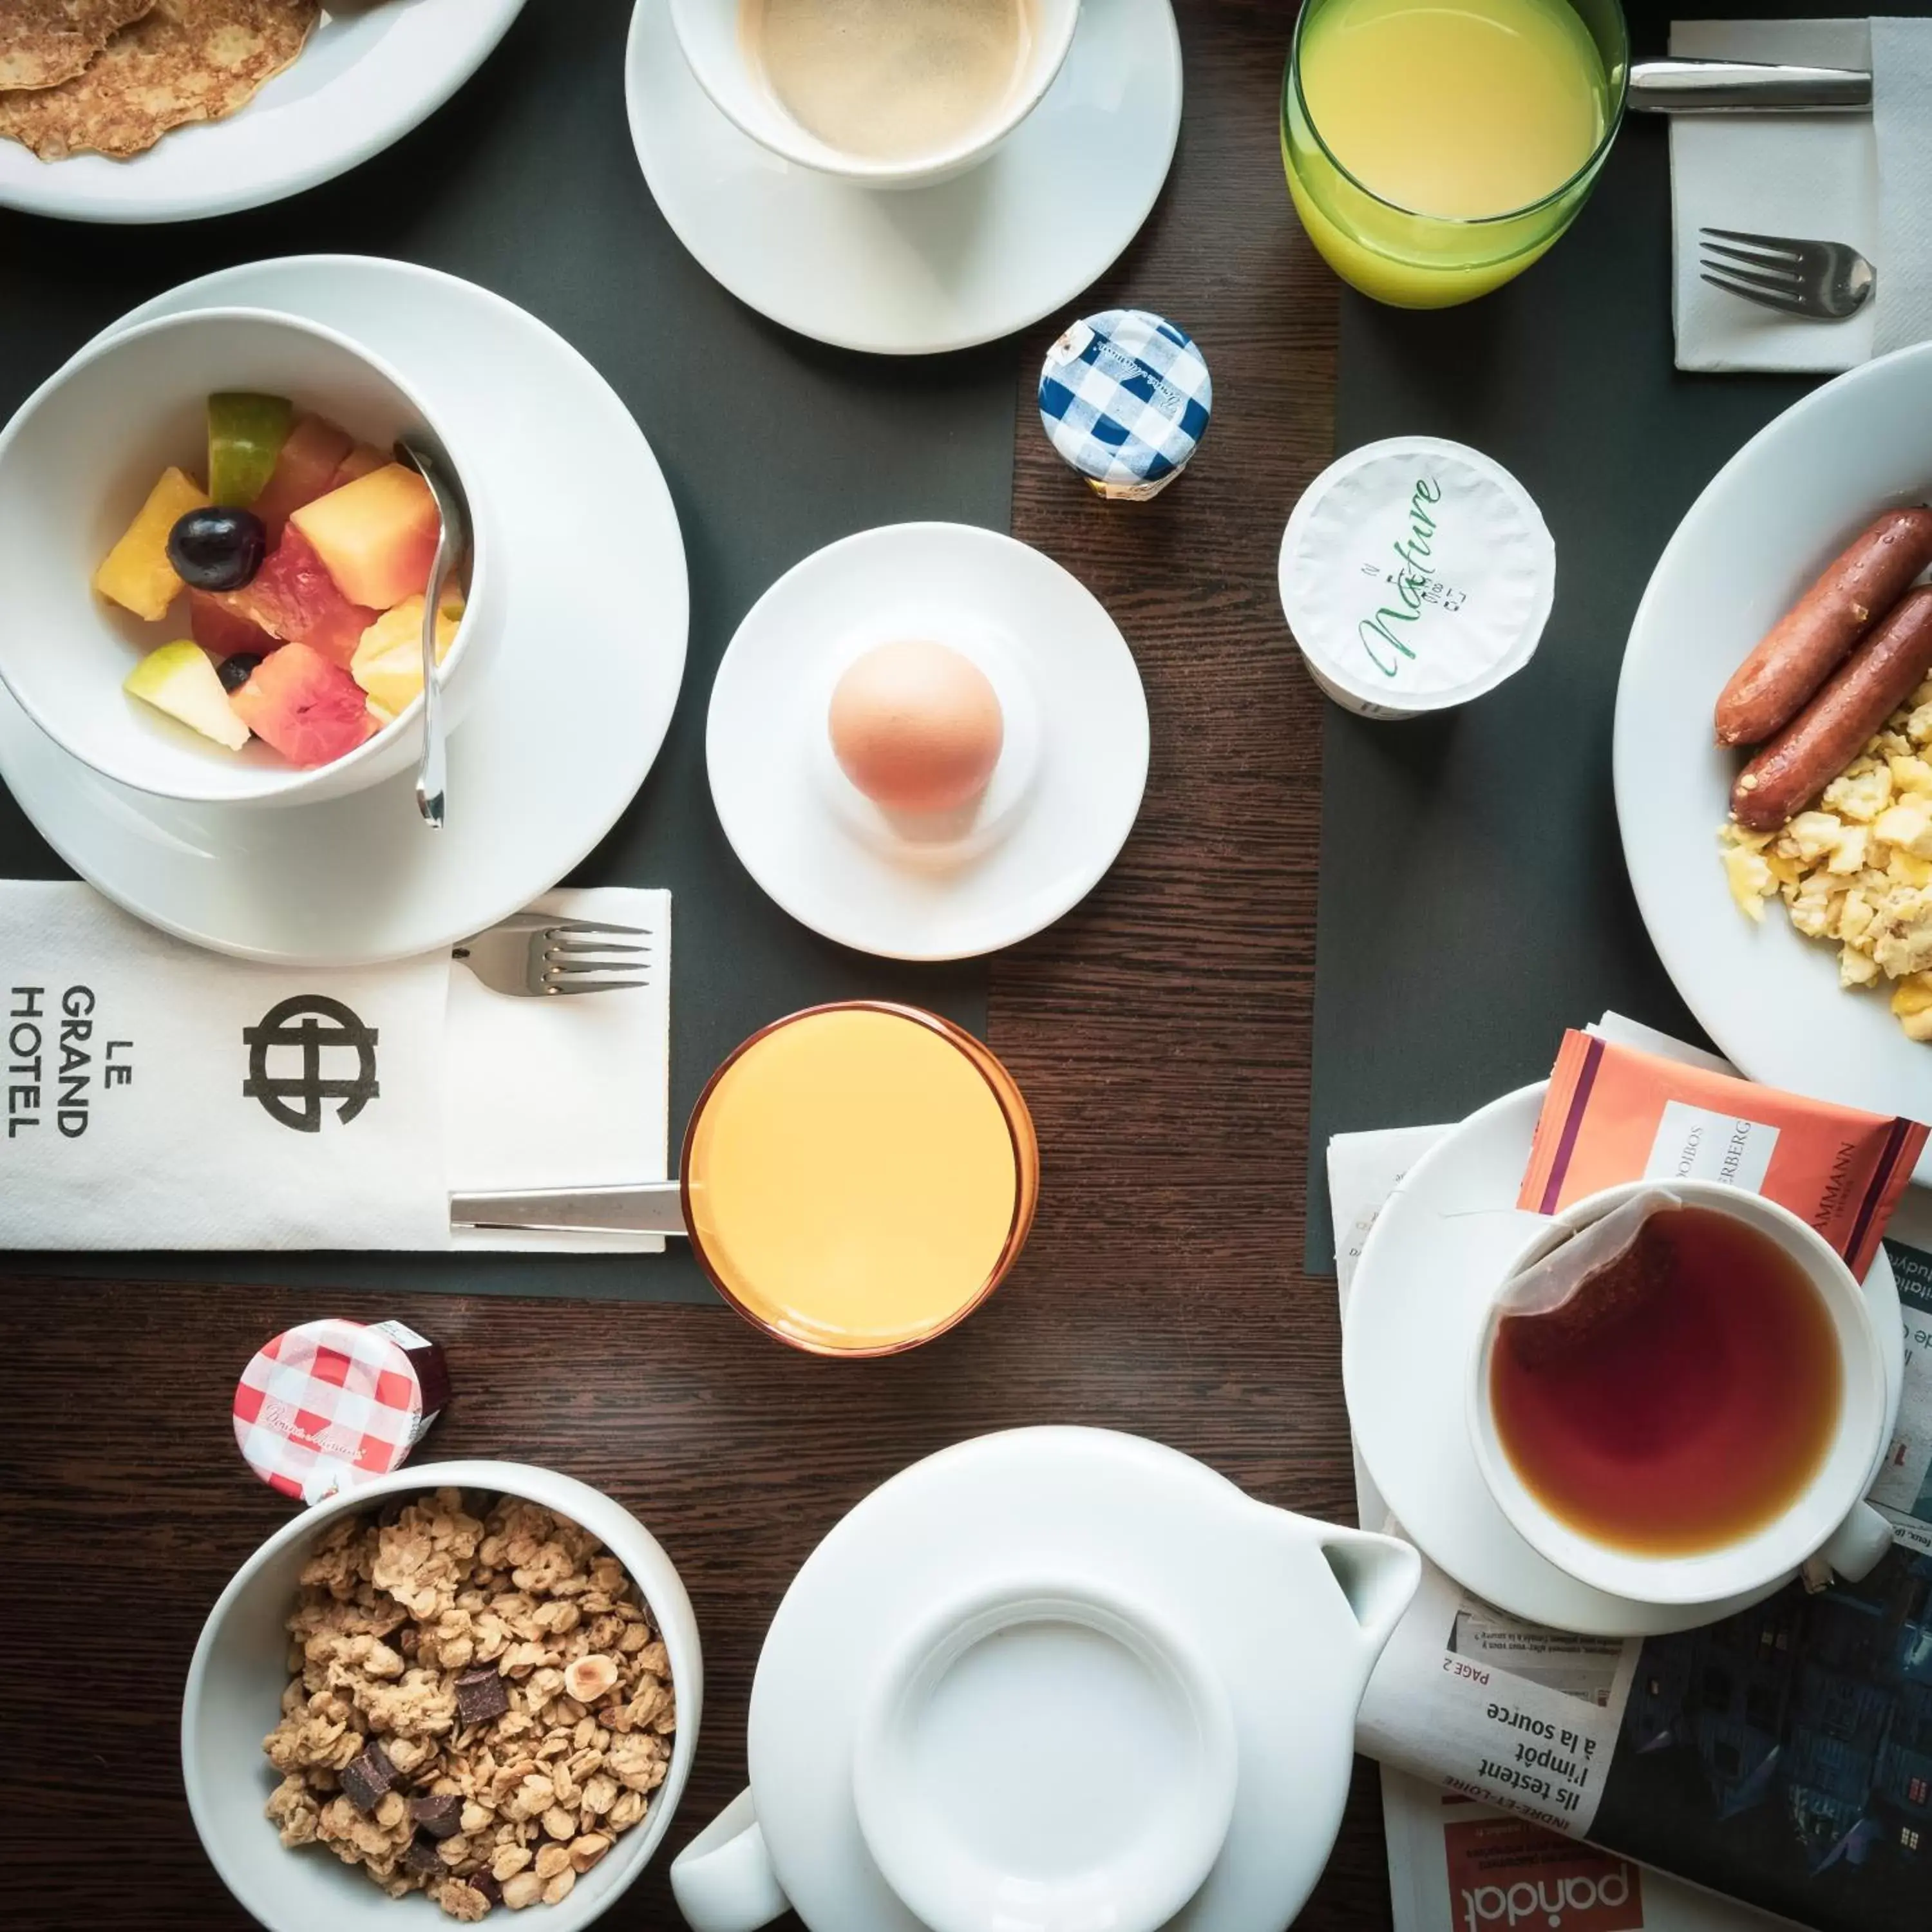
xmin=207 ymin=392 xmax=294 ymax=508
xmin=124 ymin=641 xmax=251 ymax=752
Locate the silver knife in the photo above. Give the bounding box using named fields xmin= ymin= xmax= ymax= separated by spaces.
xmin=1627 ymin=57 xmax=1871 ymax=113
xmin=451 ymin=1181 xmax=688 ymax=1237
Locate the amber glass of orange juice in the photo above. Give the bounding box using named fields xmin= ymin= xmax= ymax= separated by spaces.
xmin=1282 ymin=0 xmax=1627 ymax=307
xmin=681 ymin=1003 xmax=1039 ymax=1356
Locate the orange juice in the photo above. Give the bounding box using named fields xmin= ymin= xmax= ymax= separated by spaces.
xmin=1282 ymin=0 xmax=1623 ymax=307
xmin=684 ymin=1005 xmax=1036 ymax=1354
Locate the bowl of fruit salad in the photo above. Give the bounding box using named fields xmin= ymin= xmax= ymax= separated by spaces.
xmin=0 ymin=307 xmax=498 ymax=806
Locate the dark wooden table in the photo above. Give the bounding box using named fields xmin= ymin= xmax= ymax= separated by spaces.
xmin=0 ymin=5 xmax=1365 ymax=1926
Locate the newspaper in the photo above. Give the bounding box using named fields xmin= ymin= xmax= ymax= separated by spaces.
xmin=1336 ymin=1018 xmax=1932 ymax=1932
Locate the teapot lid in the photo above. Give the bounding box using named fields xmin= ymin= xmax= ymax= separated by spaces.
xmin=735 ymin=1426 xmax=1409 ymax=1932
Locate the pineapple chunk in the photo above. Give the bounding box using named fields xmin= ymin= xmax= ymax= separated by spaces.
xmin=93 ymin=466 xmax=207 ymax=622
xmin=350 ymin=586 xmax=463 ymax=715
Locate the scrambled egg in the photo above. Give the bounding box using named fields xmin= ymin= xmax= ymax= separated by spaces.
xmin=1719 ymin=676 xmax=1932 ymax=1042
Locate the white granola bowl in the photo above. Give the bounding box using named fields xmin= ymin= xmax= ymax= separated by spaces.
xmin=182 ymin=1460 xmax=701 ymax=1932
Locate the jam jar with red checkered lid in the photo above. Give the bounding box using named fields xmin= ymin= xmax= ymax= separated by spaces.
xmin=232 ymin=1318 xmax=451 ymax=1502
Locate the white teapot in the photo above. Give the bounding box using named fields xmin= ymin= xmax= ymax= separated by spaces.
xmin=672 ymin=1426 xmax=1419 ymax=1932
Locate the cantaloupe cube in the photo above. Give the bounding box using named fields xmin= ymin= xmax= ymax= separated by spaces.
xmin=289 ymin=463 xmax=439 ymax=611
xmin=93 ymin=466 xmax=208 ymax=621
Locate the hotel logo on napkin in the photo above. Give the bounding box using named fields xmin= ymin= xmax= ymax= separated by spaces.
xmin=243 ymin=994 xmax=380 ymax=1132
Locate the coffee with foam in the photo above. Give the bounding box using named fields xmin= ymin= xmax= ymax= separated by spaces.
xmin=741 ymin=0 xmax=1037 ymax=164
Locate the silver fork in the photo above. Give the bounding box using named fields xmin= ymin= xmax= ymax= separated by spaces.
xmin=1698 ymin=228 xmax=1875 ymax=321
xmin=453 ymin=913 xmax=651 ymax=996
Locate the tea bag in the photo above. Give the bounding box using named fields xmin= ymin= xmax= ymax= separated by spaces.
xmin=1496 ymin=1188 xmax=1685 ymax=1363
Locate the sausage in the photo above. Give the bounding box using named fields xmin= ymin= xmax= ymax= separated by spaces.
xmin=1731 ymin=585 xmax=1932 ymax=831
xmin=1714 ymin=506 xmax=1932 ymax=746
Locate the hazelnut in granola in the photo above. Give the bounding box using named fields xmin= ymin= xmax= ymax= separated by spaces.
xmin=261 ymin=1490 xmax=676 ymax=1916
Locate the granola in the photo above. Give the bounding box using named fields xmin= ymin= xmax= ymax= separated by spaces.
xmin=261 ymin=1489 xmax=676 ymax=1916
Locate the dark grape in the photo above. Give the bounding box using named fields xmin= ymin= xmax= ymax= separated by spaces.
xmin=167 ymin=506 xmax=267 ymax=592
xmin=216 ymin=652 xmax=263 ymax=694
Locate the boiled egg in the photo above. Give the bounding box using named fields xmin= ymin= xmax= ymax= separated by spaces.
xmin=828 ymin=639 xmax=1003 ymax=815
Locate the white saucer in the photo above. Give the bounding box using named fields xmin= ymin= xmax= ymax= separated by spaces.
xmin=0 ymin=1 xmax=525 ymax=225
xmin=0 ymin=256 xmax=687 ymax=966
xmin=1342 ymin=1083 xmax=1905 ymax=1638
xmin=706 ymin=524 xmax=1148 ymax=960
xmin=625 ymin=0 xmax=1184 ymax=354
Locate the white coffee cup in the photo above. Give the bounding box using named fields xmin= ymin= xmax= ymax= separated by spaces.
xmin=668 ymin=0 xmax=1082 ymax=189
xmin=1468 ymin=1180 xmax=1893 ymax=1606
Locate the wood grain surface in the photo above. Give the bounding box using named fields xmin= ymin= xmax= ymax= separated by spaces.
xmin=0 ymin=5 xmax=1366 ymax=1927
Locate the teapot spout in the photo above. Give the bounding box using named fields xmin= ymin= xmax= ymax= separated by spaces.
xmin=1316 ymin=1524 xmax=1421 ymax=1658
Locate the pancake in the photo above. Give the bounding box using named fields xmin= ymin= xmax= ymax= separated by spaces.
xmin=0 ymin=0 xmax=319 ymax=160
xmin=0 ymin=1 xmax=156 ymax=92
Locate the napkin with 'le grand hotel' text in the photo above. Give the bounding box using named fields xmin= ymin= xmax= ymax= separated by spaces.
xmin=0 ymin=881 xmax=669 ymax=1251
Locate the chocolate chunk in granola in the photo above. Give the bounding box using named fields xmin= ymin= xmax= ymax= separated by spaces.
xmin=471 ymin=1871 xmax=503 ymax=1904
xmin=410 ymin=1791 xmax=464 ymax=1839
xmin=339 ymin=1741 xmax=399 ymax=1814
xmin=455 ymin=1666 xmax=509 ymax=1726
xmin=402 ymin=1833 xmax=444 ymax=1876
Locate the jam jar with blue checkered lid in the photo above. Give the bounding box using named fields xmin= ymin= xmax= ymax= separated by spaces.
xmin=1038 ymin=309 xmax=1212 ymax=502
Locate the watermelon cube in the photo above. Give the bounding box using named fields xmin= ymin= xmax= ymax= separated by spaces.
xmin=222 ymin=527 xmax=379 ymax=670
xmin=188 ymin=589 xmax=278 ymax=661
xmin=289 ymin=463 xmax=439 ymax=611
xmin=251 ymin=413 xmax=354 ymax=542
xmin=229 ymin=641 xmax=377 ymax=768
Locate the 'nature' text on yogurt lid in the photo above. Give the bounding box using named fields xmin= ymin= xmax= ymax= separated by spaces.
xmin=1278 ymin=437 xmax=1555 ymax=719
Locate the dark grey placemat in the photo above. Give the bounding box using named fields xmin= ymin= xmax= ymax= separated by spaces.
xmin=0 ymin=0 xmax=1011 ymax=1302
xmin=1304 ymin=5 xmax=1862 ymax=1272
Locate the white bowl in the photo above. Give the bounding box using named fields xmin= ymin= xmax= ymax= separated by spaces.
xmin=182 ymin=1461 xmax=701 ymax=1932
xmin=1467 ymin=1181 xmax=1890 ymax=1606
xmin=669 ymin=0 xmax=1081 ymax=189
xmin=0 ymin=306 xmax=501 ymax=808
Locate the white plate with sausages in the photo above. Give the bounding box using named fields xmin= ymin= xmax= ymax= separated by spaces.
xmin=1615 ymin=342 xmax=1932 ymax=1180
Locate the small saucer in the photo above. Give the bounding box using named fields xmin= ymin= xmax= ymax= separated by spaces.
xmin=0 ymin=256 xmax=687 ymax=965
xmin=1342 ymin=1083 xmax=1904 ymax=1638
xmin=625 ymin=0 xmax=1184 ymax=354
xmin=706 ymin=523 xmax=1148 ymax=960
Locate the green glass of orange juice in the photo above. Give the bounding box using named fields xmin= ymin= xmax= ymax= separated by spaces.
xmin=1282 ymin=0 xmax=1628 ymax=308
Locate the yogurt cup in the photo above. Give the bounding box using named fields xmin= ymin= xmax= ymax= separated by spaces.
xmin=1278 ymin=437 xmax=1554 ymax=719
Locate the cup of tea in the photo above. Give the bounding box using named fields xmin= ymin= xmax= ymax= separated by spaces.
xmin=668 ymin=0 xmax=1082 ymax=189
xmin=1467 ymin=1180 xmax=1892 ymax=1605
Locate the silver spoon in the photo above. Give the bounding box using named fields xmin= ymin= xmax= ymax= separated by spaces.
xmin=393 ymin=435 xmax=469 ymax=829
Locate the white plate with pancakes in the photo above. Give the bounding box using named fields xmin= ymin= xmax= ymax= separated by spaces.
xmin=0 ymin=0 xmax=526 ymax=224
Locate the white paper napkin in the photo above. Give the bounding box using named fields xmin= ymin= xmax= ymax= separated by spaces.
xmin=0 ymin=882 xmax=669 ymax=1253
xmin=1669 ymin=17 xmax=1932 ymax=372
